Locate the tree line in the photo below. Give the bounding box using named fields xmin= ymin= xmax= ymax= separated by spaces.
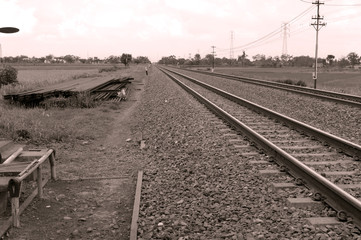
xmin=158 ymin=52 xmax=361 ymax=68
xmin=0 ymin=54 xmax=151 ymax=65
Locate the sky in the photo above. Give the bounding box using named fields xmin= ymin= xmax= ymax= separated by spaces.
xmin=1 ymin=0 xmax=361 ymax=62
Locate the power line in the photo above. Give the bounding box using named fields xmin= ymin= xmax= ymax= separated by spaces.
xmin=217 ymin=5 xmax=315 ymax=54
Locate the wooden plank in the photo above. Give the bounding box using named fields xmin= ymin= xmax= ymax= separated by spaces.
xmin=0 ymin=162 xmax=30 ymax=174
xmin=3 ymin=147 xmax=23 ymax=164
xmin=130 ymin=171 xmax=143 ymax=240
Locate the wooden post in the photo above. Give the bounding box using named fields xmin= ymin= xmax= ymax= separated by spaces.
xmin=37 ymin=166 xmax=43 ymax=198
xmin=11 ymin=198 xmax=20 ymax=227
xmin=49 ymin=153 xmax=56 ymax=180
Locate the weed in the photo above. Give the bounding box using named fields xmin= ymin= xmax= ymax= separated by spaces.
xmin=296 ymin=80 xmax=307 ymax=87
xmin=98 ymin=65 xmax=120 ymax=73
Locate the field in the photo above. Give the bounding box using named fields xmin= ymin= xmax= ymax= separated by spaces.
xmin=207 ymin=67 xmax=361 ymax=95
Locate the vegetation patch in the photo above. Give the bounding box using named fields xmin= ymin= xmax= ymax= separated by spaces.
xmin=276 ymin=79 xmax=307 ymax=87
xmin=98 ymin=65 xmax=122 ymax=73
xmin=40 ymin=92 xmax=98 ymax=109
xmin=0 ymin=65 xmax=18 ymax=87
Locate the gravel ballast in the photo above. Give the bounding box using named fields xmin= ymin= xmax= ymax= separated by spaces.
xmin=133 ymin=67 xmax=361 ymax=239
xmin=175 ymin=69 xmax=361 ymax=146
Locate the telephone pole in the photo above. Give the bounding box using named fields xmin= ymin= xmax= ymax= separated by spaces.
xmin=311 ymin=0 xmax=326 ymax=89
xmin=211 ymin=46 xmax=216 ymax=72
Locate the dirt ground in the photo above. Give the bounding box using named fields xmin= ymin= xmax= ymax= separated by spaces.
xmin=3 ymin=67 xmax=147 ymax=240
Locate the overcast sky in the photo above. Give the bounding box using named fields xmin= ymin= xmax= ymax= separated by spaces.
xmin=1 ymin=0 xmax=361 ymax=62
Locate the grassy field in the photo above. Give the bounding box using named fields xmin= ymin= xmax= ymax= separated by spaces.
xmin=0 ymin=64 xmax=128 ymax=145
xmin=213 ymin=67 xmax=361 ymax=95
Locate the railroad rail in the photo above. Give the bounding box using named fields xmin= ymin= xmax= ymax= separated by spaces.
xmin=159 ymin=66 xmax=361 ymax=229
xmin=167 ymin=66 xmax=361 ymax=108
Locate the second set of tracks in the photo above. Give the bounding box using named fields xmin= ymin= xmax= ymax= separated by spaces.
xmin=177 ymin=67 xmax=361 ymax=108
xmin=158 ymin=66 xmax=361 ymax=229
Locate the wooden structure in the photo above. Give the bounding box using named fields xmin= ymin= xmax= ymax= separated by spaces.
xmin=0 ymin=140 xmax=56 ymax=230
xmin=3 ymin=75 xmax=133 ymax=106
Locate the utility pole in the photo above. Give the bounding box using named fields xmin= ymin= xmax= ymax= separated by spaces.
xmin=311 ymin=0 xmax=326 ymax=89
xmin=211 ymin=46 xmax=216 ymax=72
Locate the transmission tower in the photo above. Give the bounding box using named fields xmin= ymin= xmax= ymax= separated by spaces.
xmin=311 ymin=0 xmax=326 ymax=89
xmin=230 ymin=31 xmax=234 ymax=60
xmin=211 ymin=46 xmax=216 ymax=72
xmin=282 ymin=23 xmax=290 ymax=56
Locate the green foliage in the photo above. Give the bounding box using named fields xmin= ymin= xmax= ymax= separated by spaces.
xmin=0 ymin=65 xmax=18 ymax=87
xmin=40 ymin=92 xmax=97 ymax=109
xmin=296 ymin=80 xmax=307 ymax=87
xmin=276 ymin=79 xmax=307 ymax=87
xmin=120 ymin=53 xmax=132 ymax=66
xmin=98 ymin=65 xmax=120 ymax=73
xmin=347 ymin=52 xmax=360 ymax=66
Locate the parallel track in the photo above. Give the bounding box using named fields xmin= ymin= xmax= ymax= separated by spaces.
xmin=169 ymin=66 xmax=361 ymax=108
xmin=159 ymin=66 xmax=361 ymax=229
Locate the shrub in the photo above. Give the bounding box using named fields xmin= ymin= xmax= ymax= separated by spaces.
xmin=98 ymin=65 xmax=119 ymax=73
xmin=296 ymin=80 xmax=307 ymax=87
xmin=40 ymin=92 xmax=97 ymax=109
xmin=0 ymin=65 xmax=18 ymax=87
xmin=283 ymin=79 xmax=294 ymax=85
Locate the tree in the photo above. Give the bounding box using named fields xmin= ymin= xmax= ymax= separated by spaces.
xmin=337 ymin=57 xmax=350 ymax=68
xmin=326 ymin=54 xmax=335 ymax=66
xmin=347 ymin=52 xmax=360 ymax=66
xmin=121 ymin=53 xmax=132 ymax=66
xmin=292 ymin=56 xmax=314 ymax=67
xmin=45 ymin=54 xmax=54 ymax=62
xmin=0 ymin=65 xmax=18 ymax=87
xmin=64 ymin=55 xmax=76 ymax=63
xmin=134 ymin=56 xmax=150 ymax=64
xmin=194 ymin=54 xmax=201 ymax=65
xmin=238 ymin=51 xmax=248 ymax=67
xmin=107 ymin=55 xmax=120 ymax=64
xmin=280 ymin=54 xmax=293 ymax=66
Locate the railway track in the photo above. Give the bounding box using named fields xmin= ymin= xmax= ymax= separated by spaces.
xmin=159 ymin=66 xmax=361 ymax=229
xmin=169 ymin=66 xmax=361 ymax=108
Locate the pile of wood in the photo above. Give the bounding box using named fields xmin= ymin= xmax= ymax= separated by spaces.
xmin=3 ymin=76 xmax=134 ymax=106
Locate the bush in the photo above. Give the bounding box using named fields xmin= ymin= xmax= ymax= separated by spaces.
xmin=0 ymin=65 xmax=18 ymax=87
xmin=40 ymin=92 xmax=97 ymax=109
xmin=98 ymin=65 xmax=120 ymax=73
xmin=296 ymin=80 xmax=307 ymax=87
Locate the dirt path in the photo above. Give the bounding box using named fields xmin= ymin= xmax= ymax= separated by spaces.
xmin=5 ymin=67 xmax=148 ymax=240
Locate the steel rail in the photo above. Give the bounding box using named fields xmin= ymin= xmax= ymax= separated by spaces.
xmin=162 ymin=67 xmax=361 ymax=160
xmin=159 ymin=67 xmax=361 ymax=229
xmin=170 ymin=66 xmax=361 ymax=108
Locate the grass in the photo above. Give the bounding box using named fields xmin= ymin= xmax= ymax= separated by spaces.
xmin=0 ymin=64 xmax=126 ymax=145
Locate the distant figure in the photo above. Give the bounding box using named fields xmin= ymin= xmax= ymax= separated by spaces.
xmin=145 ymin=66 xmax=148 ymax=76
xmin=117 ymin=88 xmax=127 ymax=101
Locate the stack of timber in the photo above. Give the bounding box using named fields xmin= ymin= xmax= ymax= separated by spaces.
xmin=3 ymin=75 xmax=134 ymax=106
